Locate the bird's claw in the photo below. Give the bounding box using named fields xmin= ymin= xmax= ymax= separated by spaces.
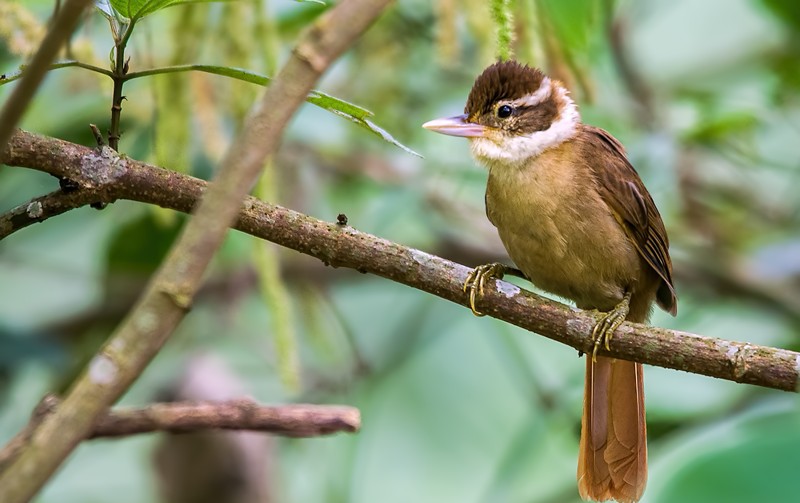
xmin=590 ymin=292 xmax=632 ymax=361
xmin=463 ymin=263 xmax=508 ymax=317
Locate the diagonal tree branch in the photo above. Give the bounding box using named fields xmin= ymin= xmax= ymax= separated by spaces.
xmin=2 ymin=128 xmax=799 ymax=393
xmin=0 ymin=1 xmax=394 ymax=501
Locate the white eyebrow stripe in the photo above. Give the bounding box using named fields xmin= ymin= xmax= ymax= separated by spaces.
xmin=509 ymin=76 xmax=552 ymax=107
xmin=470 ymin=84 xmax=579 ymax=164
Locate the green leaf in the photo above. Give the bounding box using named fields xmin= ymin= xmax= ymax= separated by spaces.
xmin=108 ymin=0 xmax=231 ymax=21
xmin=124 ymin=64 xmax=421 ymax=156
xmin=295 ymin=0 xmax=326 ymax=5
xmin=306 ymin=91 xmax=373 ymax=121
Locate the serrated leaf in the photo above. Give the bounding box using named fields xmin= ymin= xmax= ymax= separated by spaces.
xmin=125 ymin=64 xmax=420 ymax=156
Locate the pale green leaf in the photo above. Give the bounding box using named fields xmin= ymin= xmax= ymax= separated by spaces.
xmin=108 ymin=0 xmax=231 ymax=21
xmin=124 ymin=64 xmax=420 ymax=156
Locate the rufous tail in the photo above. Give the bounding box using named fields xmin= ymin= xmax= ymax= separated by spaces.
xmin=577 ymin=356 xmax=647 ymax=503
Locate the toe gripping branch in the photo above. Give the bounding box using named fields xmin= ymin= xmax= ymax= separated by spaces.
xmin=590 ymin=291 xmax=632 ymax=361
xmin=463 ymin=263 xmax=526 ymax=317
xmin=463 ymin=264 xmax=631 ymax=362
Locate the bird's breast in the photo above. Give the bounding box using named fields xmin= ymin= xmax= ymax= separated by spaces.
xmin=484 ymin=149 xmax=640 ymax=310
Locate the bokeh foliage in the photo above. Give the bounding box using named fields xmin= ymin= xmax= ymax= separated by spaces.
xmin=1 ymin=0 xmax=800 ymax=502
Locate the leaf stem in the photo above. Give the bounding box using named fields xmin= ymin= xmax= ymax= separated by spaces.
xmin=109 ymin=20 xmax=135 ymax=151
xmin=0 ymin=61 xmax=114 ymax=85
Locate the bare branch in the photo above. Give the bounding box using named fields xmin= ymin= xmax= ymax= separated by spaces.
xmin=0 ymin=396 xmax=359 ymax=471
xmin=0 ymin=188 xmax=105 ymax=236
xmin=3 ymin=128 xmax=799 ymax=394
xmin=0 ymin=1 xmax=394 ymax=501
xmin=93 ymin=400 xmax=360 ymax=438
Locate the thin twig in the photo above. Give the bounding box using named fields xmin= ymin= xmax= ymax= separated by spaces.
xmin=88 ymin=124 xmax=106 ymax=146
xmin=0 ymin=60 xmax=115 ymax=85
xmin=0 ymin=187 xmax=108 ymax=236
xmin=2 ymin=128 xmax=798 ymax=394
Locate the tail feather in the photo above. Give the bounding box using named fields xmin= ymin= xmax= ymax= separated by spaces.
xmin=578 ymin=357 xmax=646 ymax=503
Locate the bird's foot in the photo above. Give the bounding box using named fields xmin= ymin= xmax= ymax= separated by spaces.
xmin=463 ymin=263 xmax=511 ymax=317
xmin=591 ymin=292 xmax=632 ymax=361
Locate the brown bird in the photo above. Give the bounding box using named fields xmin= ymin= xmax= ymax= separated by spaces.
xmin=423 ymin=61 xmax=677 ymax=503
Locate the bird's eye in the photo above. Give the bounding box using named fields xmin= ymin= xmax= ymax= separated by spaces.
xmin=497 ymin=105 xmax=513 ymax=118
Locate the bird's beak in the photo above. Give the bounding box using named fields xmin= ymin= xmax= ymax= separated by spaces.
xmin=422 ymin=114 xmax=487 ymax=138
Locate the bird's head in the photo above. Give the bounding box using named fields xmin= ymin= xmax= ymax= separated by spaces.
xmin=423 ymin=61 xmax=580 ymax=167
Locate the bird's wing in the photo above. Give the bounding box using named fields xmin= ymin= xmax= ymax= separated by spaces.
xmin=582 ymin=125 xmax=677 ymax=315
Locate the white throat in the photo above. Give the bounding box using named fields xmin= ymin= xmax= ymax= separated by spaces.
xmin=470 ymin=84 xmax=580 ymax=167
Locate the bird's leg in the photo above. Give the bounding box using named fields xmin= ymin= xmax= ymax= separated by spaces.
xmin=591 ymin=291 xmax=632 ymax=361
xmin=463 ymin=263 xmax=525 ymax=316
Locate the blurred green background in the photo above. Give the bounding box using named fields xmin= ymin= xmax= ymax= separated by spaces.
xmin=2 ymin=0 xmax=800 ymax=502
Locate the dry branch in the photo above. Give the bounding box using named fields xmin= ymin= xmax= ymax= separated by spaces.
xmin=93 ymin=400 xmax=360 ymax=438
xmin=2 ymin=128 xmax=799 ymax=393
xmin=0 ymin=396 xmax=358 ymax=472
